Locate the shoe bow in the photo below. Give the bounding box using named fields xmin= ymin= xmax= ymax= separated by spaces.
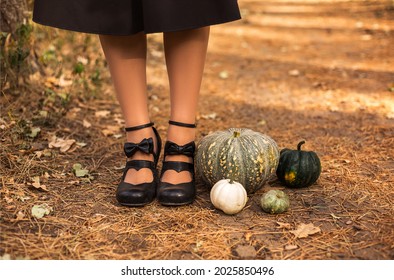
xmin=124 ymin=138 xmax=154 ymax=157
xmin=165 ymin=141 xmax=195 ymax=157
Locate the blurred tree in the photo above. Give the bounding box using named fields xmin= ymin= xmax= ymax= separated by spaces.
xmin=1 ymin=0 xmax=34 ymax=88
xmin=0 ymin=0 xmax=28 ymax=36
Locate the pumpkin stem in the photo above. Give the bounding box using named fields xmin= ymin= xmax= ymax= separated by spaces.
xmin=228 ymin=171 xmax=236 ymax=184
xmin=233 ymin=131 xmax=241 ymax=138
xmin=297 ymin=140 xmax=306 ymax=151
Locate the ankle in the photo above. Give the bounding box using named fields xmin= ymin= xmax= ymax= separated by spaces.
xmin=167 ymin=126 xmax=196 ymax=145
xmin=126 ymin=128 xmax=154 ymax=143
xmin=166 ymin=120 xmax=196 ymax=144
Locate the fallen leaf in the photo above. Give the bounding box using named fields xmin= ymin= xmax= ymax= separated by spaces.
xmin=16 ymin=211 xmax=25 ymax=221
xmin=150 ymin=94 xmax=159 ymax=101
xmin=288 ymin=69 xmax=300 ymax=77
xmin=76 ymin=142 xmax=88 ymax=147
xmin=77 ymin=56 xmax=89 ymax=65
xmin=200 ymin=113 xmax=217 ymax=120
xmin=285 ymin=244 xmax=298 ymax=251
xmin=276 ymin=221 xmax=292 ymax=229
xmin=244 ymin=232 xmax=253 ymax=242
xmin=18 ymin=196 xmax=30 ymax=202
xmin=45 ymin=76 xmax=58 ymax=88
xmin=290 ymin=223 xmax=321 ymax=238
xmin=48 ymin=136 xmax=76 ymax=153
xmin=58 ymin=75 xmax=73 ymax=87
xmin=72 ymin=163 xmax=90 ymax=177
xmin=28 ymin=127 xmax=41 ymax=138
xmin=39 ymin=110 xmax=48 ymax=118
xmin=31 ymin=204 xmax=52 ymax=219
xmin=386 ymin=112 xmax=394 ymax=119
xmin=83 ymin=119 xmax=92 ymax=128
xmin=219 ymin=71 xmax=229 ymax=79
xmin=234 ymin=245 xmax=257 ymax=259
xmin=258 ymin=119 xmax=267 ymax=126
xmin=101 ymin=125 xmax=121 ymax=136
xmin=95 ymin=110 xmax=111 ymax=118
xmin=30 ymin=176 xmax=48 ymax=192
xmin=193 ymin=240 xmax=204 ymax=252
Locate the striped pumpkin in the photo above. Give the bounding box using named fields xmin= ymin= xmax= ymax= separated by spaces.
xmin=196 ymin=128 xmax=280 ymax=194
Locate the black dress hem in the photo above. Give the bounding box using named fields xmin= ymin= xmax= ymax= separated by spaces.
xmin=32 ymin=15 xmax=241 ymax=36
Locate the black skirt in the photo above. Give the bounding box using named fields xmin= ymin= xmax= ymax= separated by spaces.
xmin=33 ymin=0 xmax=241 ymax=35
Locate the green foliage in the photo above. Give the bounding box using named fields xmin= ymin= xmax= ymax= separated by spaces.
xmin=40 ymin=47 xmax=56 ymax=65
xmin=1 ymin=23 xmax=33 ymax=88
xmin=73 ymin=62 xmax=85 ymax=75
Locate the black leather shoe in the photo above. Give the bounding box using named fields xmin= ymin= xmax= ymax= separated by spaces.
xmin=157 ymin=120 xmax=196 ymax=206
xmin=116 ymin=122 xmax=161 ymax=207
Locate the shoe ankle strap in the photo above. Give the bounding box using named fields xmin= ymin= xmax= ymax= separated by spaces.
xmin=125 ymin=122 xmax=154 ymax=132
xmin=169 ymin=120 xmax=196 ymax=128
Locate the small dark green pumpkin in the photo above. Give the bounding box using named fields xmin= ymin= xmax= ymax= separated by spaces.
xmin=276 ymin=141 xmax=321 ymax=188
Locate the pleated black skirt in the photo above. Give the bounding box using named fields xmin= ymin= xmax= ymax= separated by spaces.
xmin=33 ymin=0 xmax=241 ymax=35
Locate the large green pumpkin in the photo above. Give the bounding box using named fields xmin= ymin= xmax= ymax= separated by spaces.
xmin=276 ymin=141 xmax=321 ymax=188
xmin=196 ymin=128 xmax=280 ymax=194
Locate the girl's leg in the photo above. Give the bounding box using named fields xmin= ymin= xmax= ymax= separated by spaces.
xmin=162 ymin=27 xmax=210 ymax=184
xmin=99 ymin=33 xmax=156 ymax=185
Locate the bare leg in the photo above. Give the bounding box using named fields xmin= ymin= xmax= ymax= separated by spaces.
xmin=99 ymin=33 xmax=156 ymax=185
xmin=162 ymin=27 xmax=210 ymax=184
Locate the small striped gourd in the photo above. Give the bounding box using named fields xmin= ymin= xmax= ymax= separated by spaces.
xmin=196 ymin=128 xmax=280 ymax=194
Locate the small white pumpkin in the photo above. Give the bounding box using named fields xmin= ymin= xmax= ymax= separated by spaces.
xmin=210 ymin=179 xmax=248 ymax=215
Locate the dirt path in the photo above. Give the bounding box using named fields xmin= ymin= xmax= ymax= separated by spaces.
xmin=1 ymin=0 xmax=393 ymax=260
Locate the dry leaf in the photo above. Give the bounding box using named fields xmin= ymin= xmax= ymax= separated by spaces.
xmin=234 ymin=245 xmax=257 ymax=259
xmin=30 ymin=176 xmax=48 ymax=192
xmin=285 ymin=244 xmax=298 ymax=251
xmin=48 ymin=136 xmax=76 ymax=153
xmin=45 ymin=76 xmax=58 ymax=88
xmin=276 ymin=221 xmax=292 ymax=229
xmin=288 ymin=69 xmax=300 ymax=77
xmin=83 ymin=119 xmax=92 ymax=128
xmin=58 ymin=75 xmax=73 ymax=87
xmin=76 ymin=142 xmax=88 ymax=147
xmin=77 ymin=56 xmax=89 ymax=65
xmin=219 ymin=71 xmax=229 ymax=79
xmin=28 ymin=127 xmax=41 ymax=138
xmin=16 ymin=211 xmax=25 ymax=221
xmin=200 ymin=113 xmax=217 ymax=120
xmin=72 ymin=163 xmax=89 ymax=177
xmin=95 ymin=110 xmax=111 ymax=118
xmin=31 ymin=204 xmax=52 ymax=219
xmin=101 ymin=125 xmax=120 ymax=136
xmin=290 ymin=223 xmax=321 ymax=238
xmin=244 ymin=232 xmax=253 ymax=242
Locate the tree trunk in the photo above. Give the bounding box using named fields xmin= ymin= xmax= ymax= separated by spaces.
xmin=0 ymin=0 xmax=28 ymax=34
